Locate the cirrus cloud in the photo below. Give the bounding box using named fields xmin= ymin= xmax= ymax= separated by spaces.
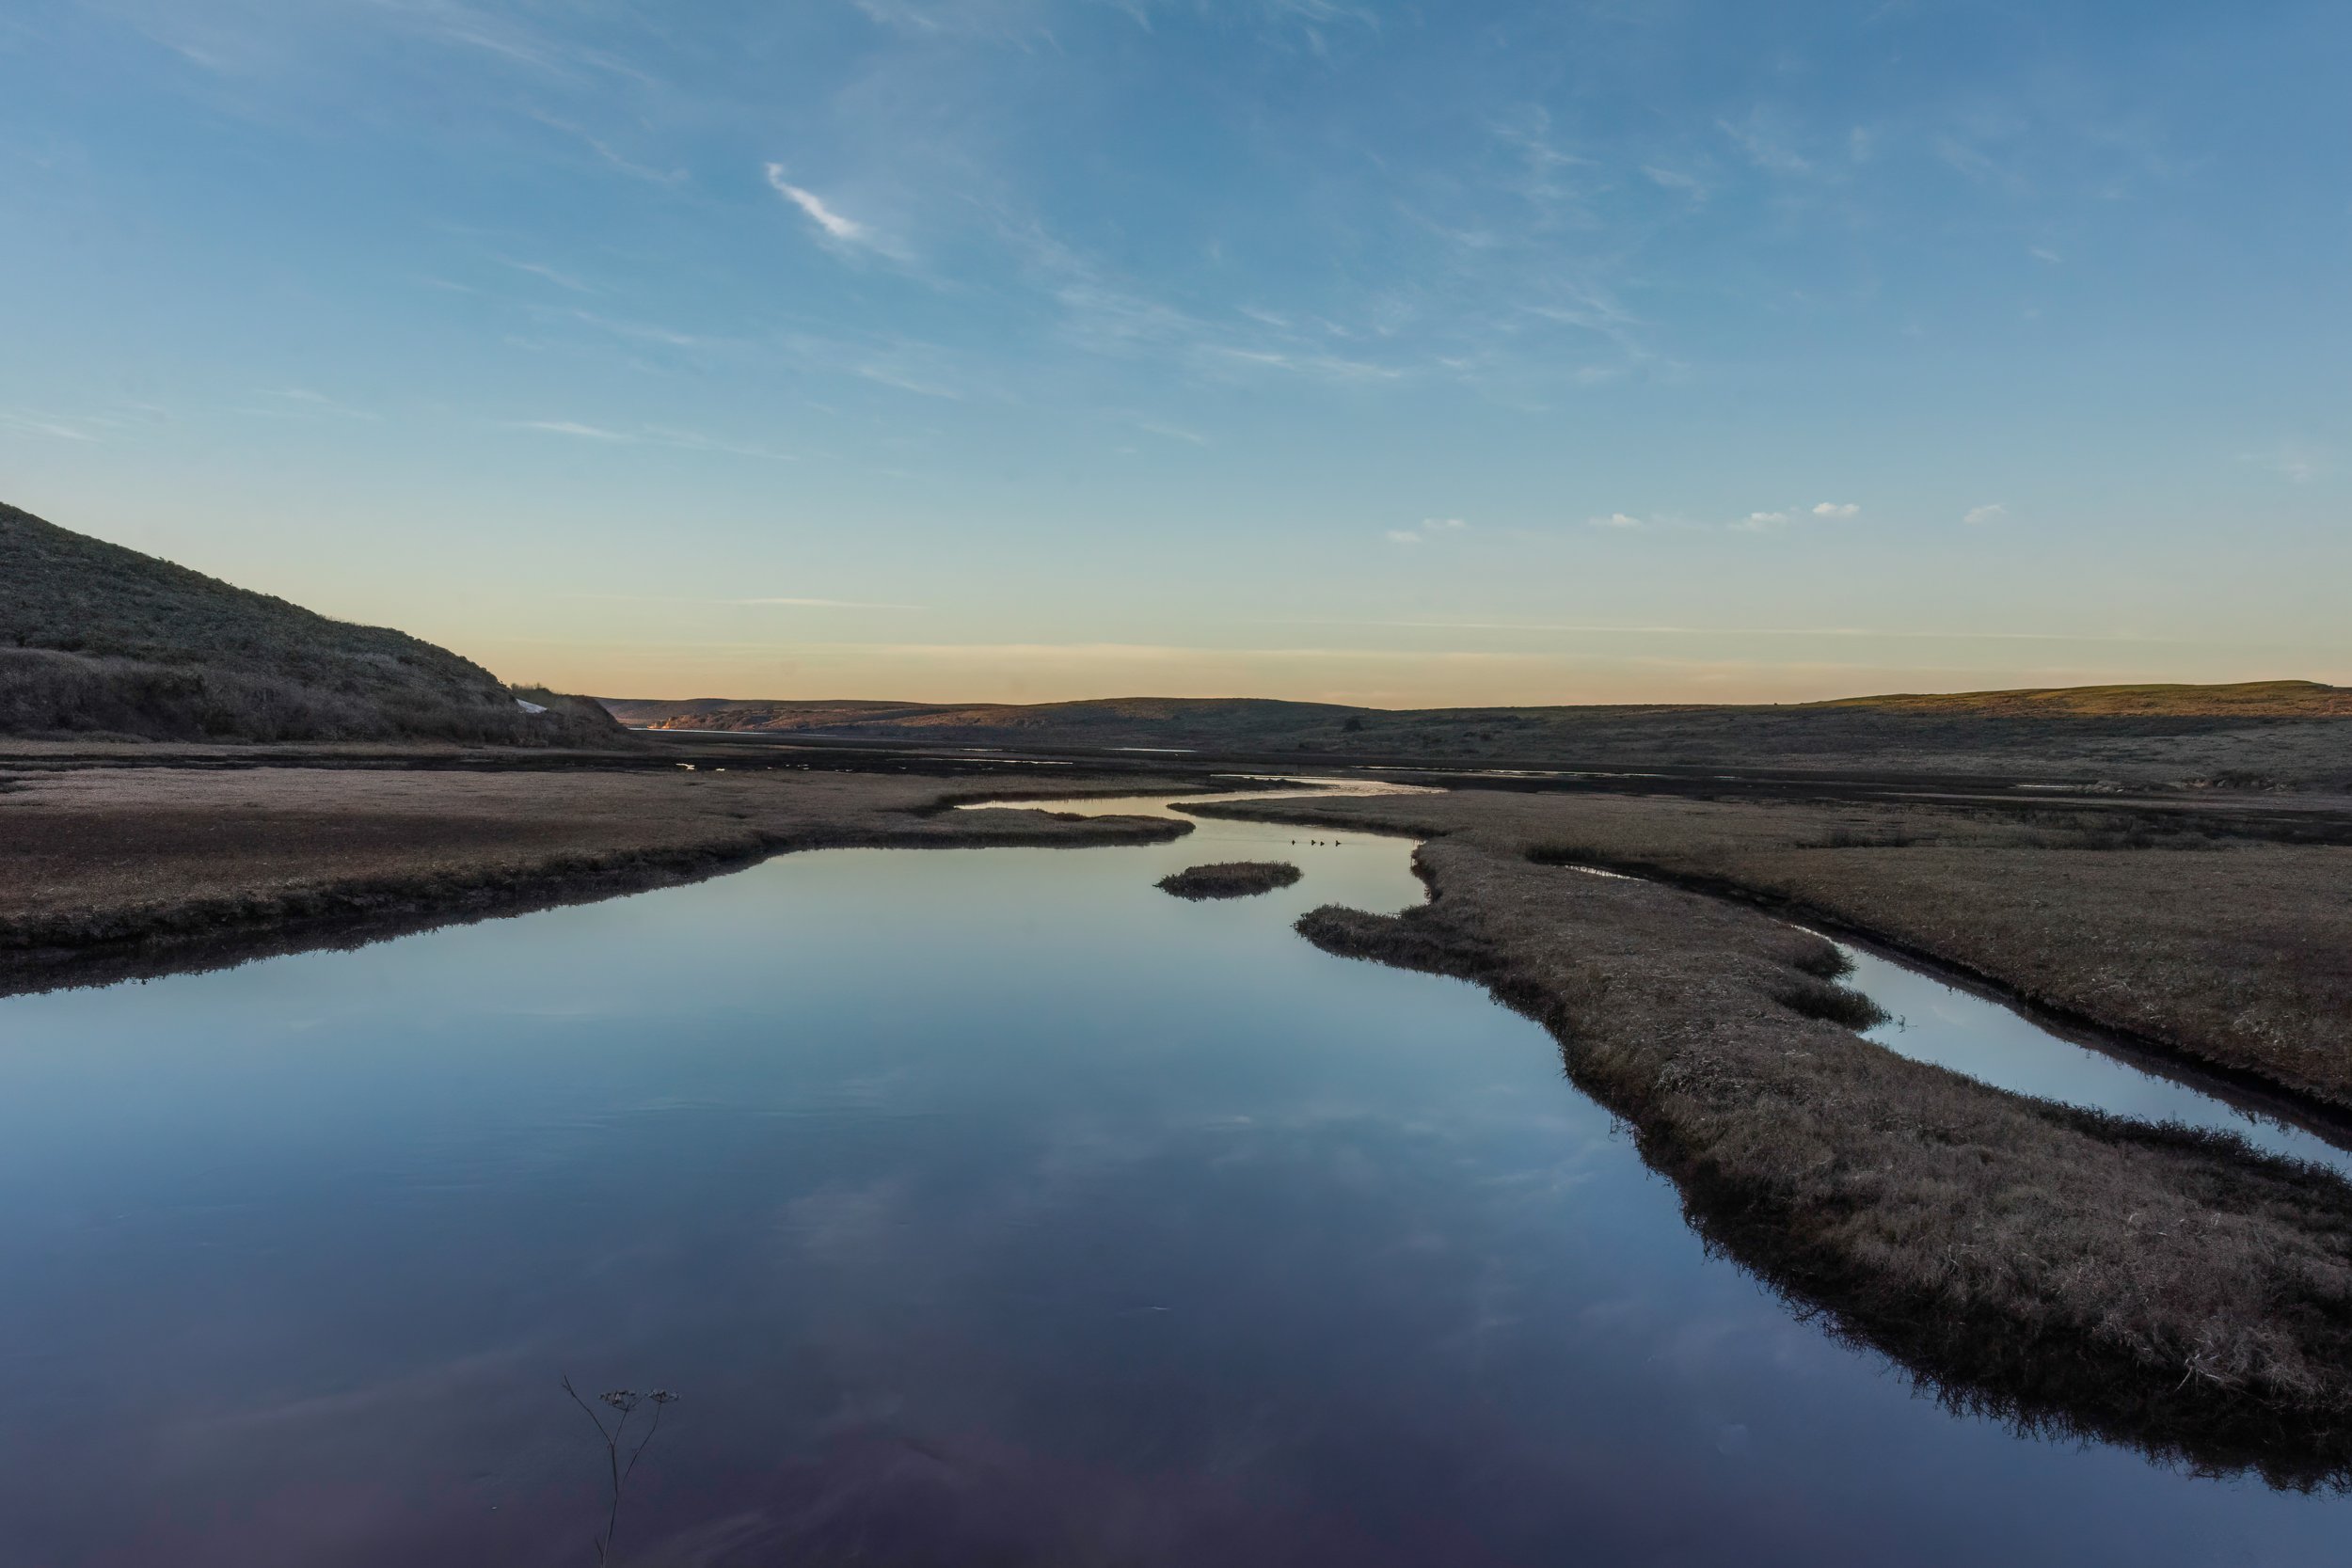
xmin=764 ymin=164 xmax=872 ymax=246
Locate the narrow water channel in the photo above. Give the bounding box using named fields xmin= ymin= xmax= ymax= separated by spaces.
xmin=1843 ymin=943 xmax=2352 ymax=1178
xmin=1549 ymin=863 xmax=2352 ymax=1177
xmin=0 ymin=788 xmax=2341 ymax=1565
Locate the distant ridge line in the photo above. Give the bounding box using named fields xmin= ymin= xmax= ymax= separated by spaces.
xmin=601 ymin=680 xmax=2352 ymax=730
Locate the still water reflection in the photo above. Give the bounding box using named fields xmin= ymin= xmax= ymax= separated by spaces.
xmin=1846 ymin=944 xmax=2352 ymax=1179
xmin=0 ymin=800 xmax=2341 ymax=1565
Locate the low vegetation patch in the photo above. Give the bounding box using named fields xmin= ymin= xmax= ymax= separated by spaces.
xmin=1771 ymin=975 xmax=1889 ymax=1029
xmin=1157 ymin=860 xmax=1302 ymax=899
xmin=0 ymin=767 xmax=1204 ymax=995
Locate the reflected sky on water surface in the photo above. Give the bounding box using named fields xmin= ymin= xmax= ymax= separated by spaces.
xmin=0 ymin=811 xmax=2342 ymax=1565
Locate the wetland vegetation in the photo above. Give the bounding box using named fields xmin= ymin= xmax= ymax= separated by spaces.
xmin=5 ymin=722 xmax=2351 ymax=1529
xmin=1157 ymin=860 xmax=1303 ymax=899
xmin=1184 ymin=785 xmax=2352 ymax=1482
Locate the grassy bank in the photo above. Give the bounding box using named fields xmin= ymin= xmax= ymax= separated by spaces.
xmin=1166 ymin=788 xmax=2352 ymax=1479
xmin=0 ymin=765 xmax=1201 ymax=995
xmin=1186 ymin=787 xmax=2352 ymax=1115
xmin=1291 ymin=832 xmax=2352 ymax=1484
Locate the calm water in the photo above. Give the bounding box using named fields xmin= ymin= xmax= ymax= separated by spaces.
xmin=0 ymin=799 xmax=2343 ymax=1565
xmin=1847 ymin=944 xmax=2352 ymax=1179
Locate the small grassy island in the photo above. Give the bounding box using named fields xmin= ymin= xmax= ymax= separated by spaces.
xmin=1157 ymin=861 xmax=1303 ymax=900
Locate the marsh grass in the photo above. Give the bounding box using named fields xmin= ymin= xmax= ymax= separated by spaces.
xmin=1771 ymin=975 xmax=1888 ymax=1029
xmin=1157 ymin=861 xmax=1302 ymax=899
xmin=1480 ymin=791 xmax=2352 ymax=1114
xmin=1293 ymin=833 xmax=2352 ymax=1486
xmin=0 ymin=767 xmax=1203 ymax=998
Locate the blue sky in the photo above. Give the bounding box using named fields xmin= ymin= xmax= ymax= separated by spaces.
xmin=3 ymin=0 xmax=2345 ymax=704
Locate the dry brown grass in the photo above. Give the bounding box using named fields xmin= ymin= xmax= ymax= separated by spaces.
xmin=1274 ymin=822 xmax=2352 ymax=1482
xmin=0 ymin=766 xmax=1197 ymax=992
xmin=1156 ymin=861 xmax=1302 ymax=899
xmin=0 ymin=501 xmax=622 ymax=745
xmin=603 ymin=687 xmax=2352 ymax=787
xmin=1191 ymin=788 xmax=2352 ymax=1113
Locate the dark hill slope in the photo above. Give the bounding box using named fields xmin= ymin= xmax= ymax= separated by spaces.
xmin=1 ymin=501 xmax=620 ymax=744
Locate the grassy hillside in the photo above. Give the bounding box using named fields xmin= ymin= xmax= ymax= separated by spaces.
xmin=0 ymin=501 xmax=622 ymax=744
xmin=1811 ymin=682 xmax=2352 ymax=718
xmin=598 ymin=695 xmax=1359 ymax=743
xmin=605 ymin=684 xmax=2352 ymax=787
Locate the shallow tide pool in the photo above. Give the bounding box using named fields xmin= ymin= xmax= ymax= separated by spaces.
xmin=0 ymin=800 xmax=2342 ymax=1565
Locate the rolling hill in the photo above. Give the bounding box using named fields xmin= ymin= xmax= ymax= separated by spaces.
xmin=603 ymin=683 xmax=2352 ymax=786
xmin=0 ymin=501 xmax=622 ymax=744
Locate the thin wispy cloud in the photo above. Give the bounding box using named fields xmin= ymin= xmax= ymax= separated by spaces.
xmin=1202 ymin=345 xmax=1404 ymax=383
xmin=1935 ymin=136 xmax=1997 ymax=182
xmin=0 ymin=408 xmax=99 ymax=441
xmin=508 ymin=420 xmax=794 ymax=459
xmin=764 ymin=165 xmax=873 ymax=245
xmin=231 ymin=388 xmax=380 ymax=422
xmin=1278 ymin=617 xmax=2198 ymax=645
xmin=1587 ymin=512 xmax=1646 ymax=530
xmin=1718 ymin=114 xmax=1813 ymax=176
xmin=529 ymin=111 xmax=689 ymax=186
xmin=502 ymin=258 xmax=595 ymax=293
xmin=514 ymin=419 xmax=633 ymax=441
xmin=566 ymin=593 xmax=921 ymax=610
xmin=739 ymin=597 xmax=925 ymax=610
xmin=1386 ymin=516 xmax=1469 ymax=545
xmin=855 ymin=363 xmax=962 ymax=400
xmin=1963 ymin=503 xmax=2008 ymax=525
xmin=2241 ymin=443 xmax=2326 ymax=483
xmin=1641 ymin=165 xmax=1708 ymax=200
xmin=851 ymin=0 xmax=1377 ymax=45
xmin=564 ymin=310 xmax=707 ymax=350
xmin=1686 ymin=502 xmax=1862 ymax=532
xmin=995 ymin=212 xmax=1413 ymax=386
xmin=1130 ymin=418 xmax=1208 ymax=445
xmin=849 ymin=0 xmax=1043 ymax=40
